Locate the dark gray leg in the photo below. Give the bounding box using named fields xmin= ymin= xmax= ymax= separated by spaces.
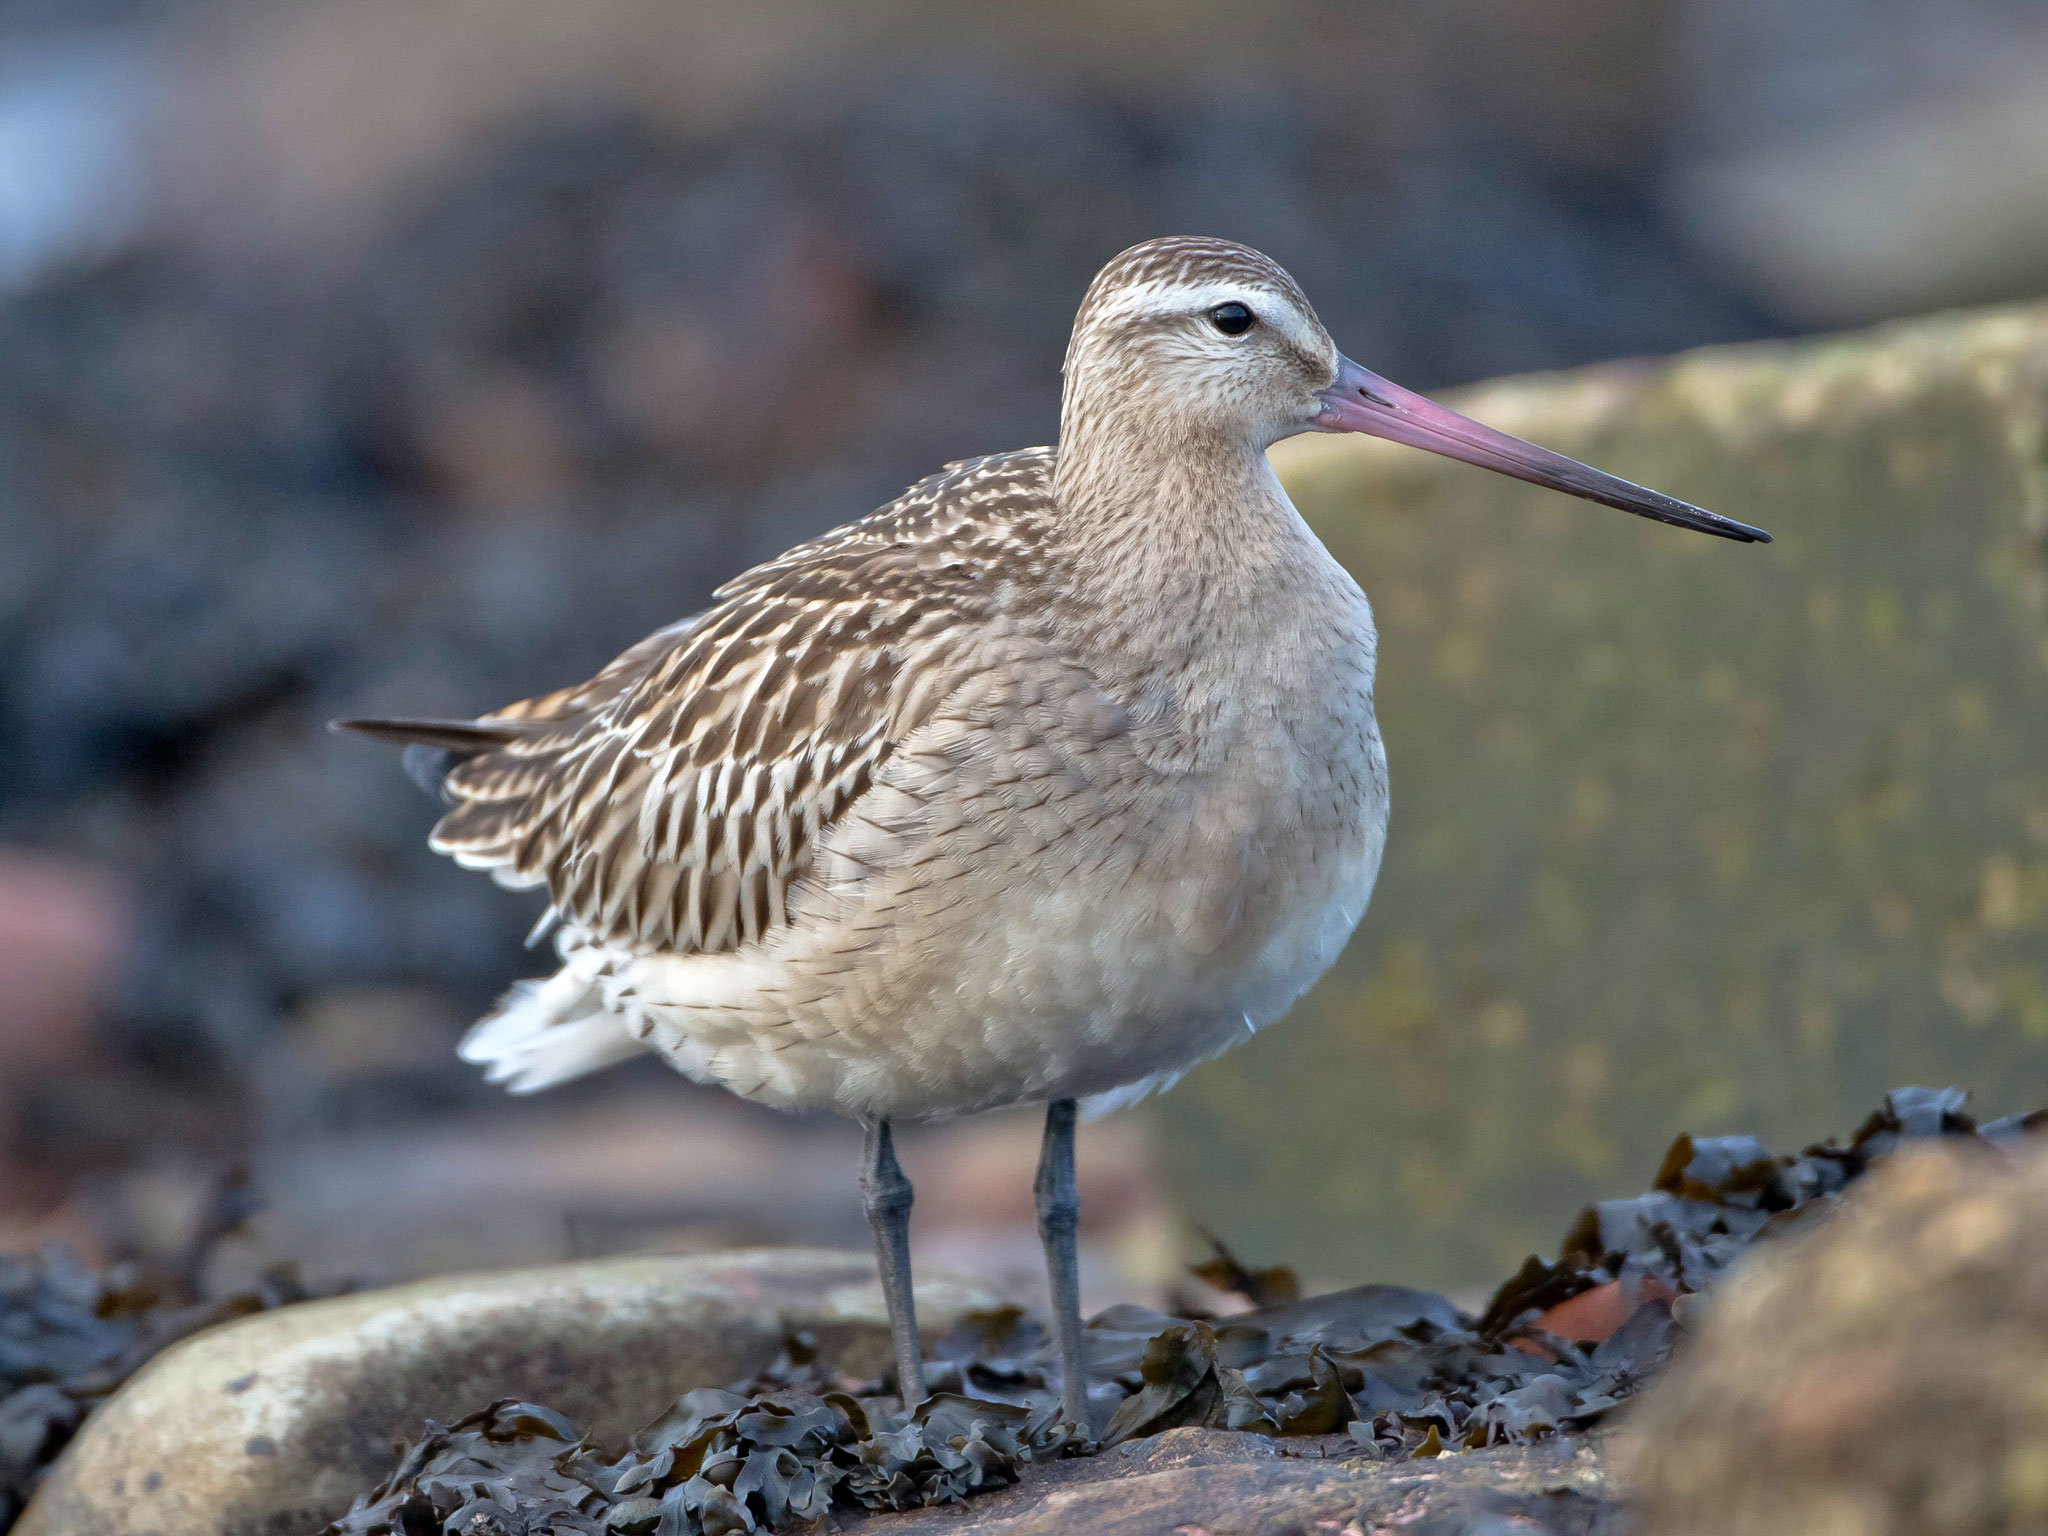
xmin=1035 ymin=1098 xmax=1089 ymax=1427
xmin=860 ymin=1117 xmax=926 ymax=1411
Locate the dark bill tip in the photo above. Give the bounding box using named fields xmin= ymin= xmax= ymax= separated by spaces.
xmin=1314 ymin=356 xmax=1772 ymax=545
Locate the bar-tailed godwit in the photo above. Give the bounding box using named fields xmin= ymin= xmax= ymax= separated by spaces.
xmin=343 ymin=236 xmax=1767 ymax=1426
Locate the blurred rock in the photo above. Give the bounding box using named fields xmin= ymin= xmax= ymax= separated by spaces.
xmin=283 ymin=986 xmax=459 ymax=1081
xmin=1167 ymin=300 xmax=2048 ymax=1289
xmin=1622 ymin=1141 xmax=2048 ymax=1535
xmin=1669 ymin=0 xmax=2048 ymax=324
xmin=0 ymin=848 xmax=126 ymax=1215
xmin=0 ymin=847 xmax=122 ymax=1075
xmin=15 ymin=1248 xmax=1005 ymax=1536
xmin=1676 ymin=50 xmax=2048 ymax=324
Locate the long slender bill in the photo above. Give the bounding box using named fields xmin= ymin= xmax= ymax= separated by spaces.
xmin=1314 ymin=354 xmax=1770 ymax=543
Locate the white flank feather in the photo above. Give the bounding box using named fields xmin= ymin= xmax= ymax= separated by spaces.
xmin=457 ymin=960 xmax=650 ymax=1093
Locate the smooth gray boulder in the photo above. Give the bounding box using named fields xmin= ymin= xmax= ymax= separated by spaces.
xmin=16 ymin=1248 xmax=1001 ymax=1536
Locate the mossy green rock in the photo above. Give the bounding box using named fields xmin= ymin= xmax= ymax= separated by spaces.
xmin=1164 ymin=302 xmax=2048 ymax=1291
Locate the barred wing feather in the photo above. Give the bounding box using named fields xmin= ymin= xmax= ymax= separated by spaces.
xmin=420 ymin=448 xmax=1054 ymax=956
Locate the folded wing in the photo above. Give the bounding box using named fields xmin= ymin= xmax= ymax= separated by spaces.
xmin=340 ymin=448 xmax=1054 ymax=956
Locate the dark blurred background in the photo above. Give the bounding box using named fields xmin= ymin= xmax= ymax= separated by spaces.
xmin=4 ymin=0 xmax=2047 ymax=1303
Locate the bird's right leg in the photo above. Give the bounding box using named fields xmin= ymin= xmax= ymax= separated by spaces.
xmin=860 ymin=1117 xmax=927 ymax=1411
xmin=1034 ymin=1097 xmax=1090 ymax=1430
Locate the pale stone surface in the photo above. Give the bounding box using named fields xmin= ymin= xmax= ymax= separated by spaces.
xmin=17 ymin=1248 xmax=1001 ymax=1536
xmin=1621 ymin=1142 xmax=2048 ymax=1536
xmin=1170 ymin=302 xmax=2048 ymax=1290
xmin=862 ymin=1427 xmax=1617 ymax=1535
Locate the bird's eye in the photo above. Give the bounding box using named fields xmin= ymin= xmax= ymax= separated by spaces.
xmin=1208 ymin=302 xmax=1255 ymax=336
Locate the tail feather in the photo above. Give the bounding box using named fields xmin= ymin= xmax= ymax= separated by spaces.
xmin=331 ymin=716 xmax=525 ymax=753
xmin=459 ymin=963 xmax=650 ymax=1093
xmin=334 ymin=715 xmax=532 ymax=801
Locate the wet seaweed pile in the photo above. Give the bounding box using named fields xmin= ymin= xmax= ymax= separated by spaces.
xmin=0 ymin=1177 xmax=344 ymax=1527
xmin=325 ymin=1087 xmax=2043 ymax=1536
xmin=1477 ymin=1084 xmax=2041 ymax=1337
xmin=329 ymin=1386 xmax=1076 ymax=1536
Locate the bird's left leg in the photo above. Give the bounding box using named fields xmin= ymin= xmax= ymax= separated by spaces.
xmin=860 ymin=1116 xmax=927 ymax=1411
xmin=1034 ymin=1097 xmax=1090 ymax=1429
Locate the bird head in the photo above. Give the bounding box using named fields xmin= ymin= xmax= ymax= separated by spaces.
xmin=1062 ymin=236 xmax=1768 ymax=543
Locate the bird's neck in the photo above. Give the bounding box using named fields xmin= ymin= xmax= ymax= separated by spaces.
xmin=1047 ymin=416 xmax=1332 ymax=687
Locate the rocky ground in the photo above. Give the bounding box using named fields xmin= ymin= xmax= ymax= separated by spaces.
xmin=850 ymin=1429 xmax=1618 ymax=1536
xmin=8 ymin=1086 xmax=2037 ymax=1534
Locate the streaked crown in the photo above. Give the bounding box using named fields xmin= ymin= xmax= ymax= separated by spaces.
xmin=1059 ymin=236 xmax=1340 ymax=460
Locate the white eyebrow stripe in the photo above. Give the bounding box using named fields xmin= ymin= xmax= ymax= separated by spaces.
xmin=1086 ymin=279 xmax=1321 ymax=354
xmin=1088 ymin=279 xmax=1264 ymax=327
